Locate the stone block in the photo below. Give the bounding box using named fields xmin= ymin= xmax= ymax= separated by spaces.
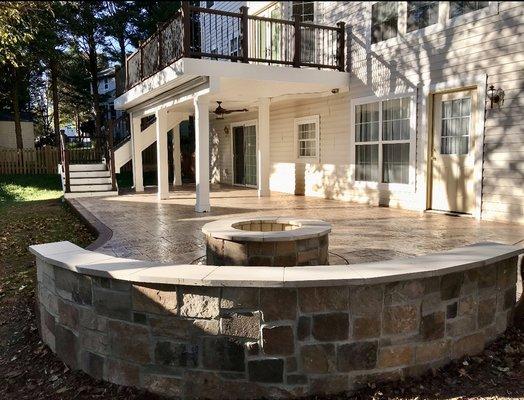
xmin=337 ymin=341 xmax=378 ymax=372
xmin=298 ymin=286 xmax=348 ymax=313
xmin=275 ymin=241 xmax=296 ymax=256
xmin=149 ymin=316 xmax=219 ymax=339
xmin=246 ymin=341 xmax=259 ymax=356
xmin=312 ymin=313 xmax=349 ymax=341
xmin=452 ymin=332 xmax=485 ymax=358
xmin=421 ymin=292 xmax=442 ymax=316
xmin=132 ymin=283 xmax=178 ymax=315
xmin=353 ymin=370 xmax=402 ymax=389
xmin=420 ymin=311 xmax=445 ymax=340
xmin=221 ymin=312 xmax=261 ymax=339
xmin=248 ymin=255 xmax=273 ymax=266
xmin=274 ymin=254 xmax=298 ymax=267
xmin=383 ymin=304 xmax=418 ymax=335
xmin=287 ymin=374 xmax=308 ymax=385
xmin=286 ymin=356 xmax=297 ymax=372
xmin=260 ymin=288 xmax=297 ymax=321
xmin=458 ymin=295 xmax=477 ymax=317
xmin=39 ymin=286 xmax=58 ymax=316
xmin=415 ymin=340 xmax=450 ymax=364
xmin=57 ymin=299 xmax=79 ymax=332
xmin=79 ymin=308 xmax=107 ymax=331
xmin=80 ymin=328 xmax=109 ymax=355
xmin=81 ymin=351 xmax=104 ymax=380
xmin=180 ymin=286 xmax=220 ymax=319
xmin=155 ymin=341 xmax=197 ymax=367
xmin=54 ymin=268 xmax=92 ymax=305
xmin=478 ymin=295 xmax=496 ymax=327
xmin=319 ymin=243 xmax=329 ymax=264
xmin=107 ymin=320 xmax=151 ymax=364
xmin=93 ymin=287 xmax=131 ymax=321
xmin=310 ymin=375 xmax=348 ymax=396
xmin=248 ymin=241 xmax=275 ymax=256
xmin=262 ymin=325 xmax=294 ymax=355
xmin=248 ymin=359 xmax=284 ymax=383
xmin=297 ymin=249 xmax=318 ymax=265
xmin=55 ymin=324 xmax=78 ymax=370
xmin=350 ymin=285 xmax=383 ymax=316
xmin=440 ymin=272 xmax=463 ymax=300
xmin=378 ymin=345 xmax=414 ymax=368
xmin=478 ymin=265 xmax=497 ymax=289
xmin=106 ymin=358 xmax=140 ymax=387
xmin=143 ymin=374 xmax=183 ymax=398
xmin=223 ymin=240 xmax=249 ymax=265
xmin=41 ymin=307 xmax=56 ymax=352
xmin=202 ymin=337 xmax=245 ymax=372
xmin=497 ymin=258 xmax=517 ymax=288
xmin=352 ymin=316 xmax=381 ymax=339
xmin=385 ymin=280 xmax=425 ymax=305
xmin=220 ymin=287 xmax=259 ymax=310
xmin=503 ymin=286 xmax=517 ymax=310
xmin=300 ymin=344 xmax=336 ymax=374
xmin=447 ymin=316 xmax=476 ymax=337
xmin=297 ymin=316 xmax=311 ymax=341
xmin=422 ymin=277 xmax=440 ymax=294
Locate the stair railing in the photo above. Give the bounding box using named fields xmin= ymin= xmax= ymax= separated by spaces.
xmin=107 ymin=121 xmax=117 ymax=191
xmin=59 ymin=132 xmax=71 ymax=193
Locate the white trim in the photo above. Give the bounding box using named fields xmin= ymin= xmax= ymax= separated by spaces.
xmin=294 ymin=115 xmax=320 ymax=163
xmin=349 ymin=92 xmax=417 ymax=192
xmin=230 ymin=119 xmax=258 ymax=188
xmin=420 ymin=73 xmax=487 ymax=220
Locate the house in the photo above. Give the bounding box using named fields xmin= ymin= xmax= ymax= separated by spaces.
xmin=0 ymin=112 xmax=35 ymax=149
xmin=66 ymin=1 xmax=521 ymax=224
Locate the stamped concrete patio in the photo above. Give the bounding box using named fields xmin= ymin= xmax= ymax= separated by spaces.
xmin=70 ymin=184 xmax=524 ymax=266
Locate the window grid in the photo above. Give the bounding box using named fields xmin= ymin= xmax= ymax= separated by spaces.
xmin=354 ymin=98 xmax=411 ymax=184
xmin=297 ymin=122 xmax=317 ymax=158
xmin=449 ymin=1 xmax=489 ymax=18
xmin=371 ymin=2 xmax=399 ymax=44
xmin=407 ymin=1 xmax=439 ymax=32
xmin=440 ymin=97 xmax=471 ymax=155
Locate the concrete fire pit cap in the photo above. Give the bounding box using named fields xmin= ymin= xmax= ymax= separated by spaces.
xmin=201 ymin=216 xmax=331 ymax=242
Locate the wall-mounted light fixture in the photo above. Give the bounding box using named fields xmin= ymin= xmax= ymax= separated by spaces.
xmin=224 ymin=126 xmax=229 ymax=135
xmin=487 ymin=85 xmax=504 ymax=109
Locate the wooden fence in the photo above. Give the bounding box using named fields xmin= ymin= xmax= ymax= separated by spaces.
xmin=0 ymin=147 xmax=60 ymax=174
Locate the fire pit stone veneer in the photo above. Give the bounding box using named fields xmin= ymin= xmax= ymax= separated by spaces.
xmin=203 ymin=217 xmax=331 ymax=267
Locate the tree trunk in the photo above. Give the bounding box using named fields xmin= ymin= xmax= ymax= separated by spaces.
xmin=118 ymin=34 xmax=126 ymax=67
xmin=11 ymin=65 xmax=23 ymax=150
xmin=88 ymin=31 xmax=102 ymax=141
xmin=50 ymin=59 xmax=60 ymax=146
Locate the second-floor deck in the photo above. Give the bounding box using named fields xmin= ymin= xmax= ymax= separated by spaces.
xmin=116 ymin=3 xmax=345 ymax=96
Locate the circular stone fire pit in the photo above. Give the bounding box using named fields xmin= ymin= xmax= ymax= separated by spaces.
xmin=202 ymin=217 xmax=331 ymax=267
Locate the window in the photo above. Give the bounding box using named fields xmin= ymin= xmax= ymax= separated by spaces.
xmin=230 ymin=37 xmax=239 ymax=58
xmin=292 ymin=1 xmax=315 ymax=22
xmin=449 ymin=1 xmax=489 ymax=18
xmin=371 ymin=2 xmax=398 ymax=44
xmin=407 ymin=1 xmax=439 ymax=32
xmin=441 ymin=97 xmax=471 ymax=155
xmin=354 ymin=97 xmax=412 ymax=184
xmin=206 ymin=1 xmax=214 ymax=8
xmin=295 ymin=116 xmax=319 ymax=160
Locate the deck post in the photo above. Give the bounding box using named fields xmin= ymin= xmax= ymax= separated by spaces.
xmin=337 ymin=21 xmax=346 ymax=71
xmin=257 ymin=97 xmax=270 ymax=197
xmin=156 ymin=108 xmax=170 ymax=200
xmin=194 ymin=96 xmax=211 ymax=212
xmin=240 ymin=6 xmax=249 ymax=63
xmin=130 ymin=113 xmax=144 ymax=192
xmin=293 ymin=15 xmax=301 ymax=68
xmin=182 ymin=1 xmax=191 ymax=58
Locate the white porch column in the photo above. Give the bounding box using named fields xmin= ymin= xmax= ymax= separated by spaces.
xmin=257 ymin=97 xmax=270 ymax=197
xmin=130 ymin=113 xmax=144 ymax=192
xmin=194 ymin=96 xmax=210 ymax=212
xmin=155 ymin=108 xmax=169 ymax=200
xmin=172 ymin=125 xmax=182 ymax=186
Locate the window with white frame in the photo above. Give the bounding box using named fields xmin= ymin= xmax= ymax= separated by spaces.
xmin=371 ymin=2 xmax=398 ymax=44
xmin=449 ymin=1 xmax=489 ymax=18
xmin=295 ymin=116 xmax=319 ymax=160
xmin=354 ymin=97 xmax=412 ymax=184
xmin=407 ymin=1 xmax=439 ymax=32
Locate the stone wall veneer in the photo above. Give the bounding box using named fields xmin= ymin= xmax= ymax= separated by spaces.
xmin=32 ymin=243 xmax=521 ymax=399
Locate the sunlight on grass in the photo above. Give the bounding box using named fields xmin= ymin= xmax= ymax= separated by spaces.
xmin=0 ymin=175 xmax=63 ymax=203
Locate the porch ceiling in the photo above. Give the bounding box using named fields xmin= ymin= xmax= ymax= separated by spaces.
xmin=114 ymin=58 xmax=349 ymax=112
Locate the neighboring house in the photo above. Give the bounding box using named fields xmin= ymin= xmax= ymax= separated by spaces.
xmin=108 ymin=1 xmax=522 ymax=223
xmin=96 ymin=67 xmax=124 ymax=123
xmin=0 ymin=112 xmax=35 ymax=149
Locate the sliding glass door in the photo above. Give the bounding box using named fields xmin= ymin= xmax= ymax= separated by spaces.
xmin=233 ymin=124 xmax=257 ymax=187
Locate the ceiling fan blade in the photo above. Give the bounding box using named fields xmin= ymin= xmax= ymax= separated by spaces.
xmin=223 ymin=108 xmax=248 ymax=114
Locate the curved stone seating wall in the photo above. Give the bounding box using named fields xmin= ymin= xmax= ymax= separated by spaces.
xmin=30 ymin=241 xmax=522 ymax=399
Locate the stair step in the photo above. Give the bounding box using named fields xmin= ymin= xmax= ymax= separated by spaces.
xmin=70 ymin=177 xmax=112 ymax=185
xmin=64 ymin=190 xmax=119 ymax=199
xmin=69 ymin=163 xmax=106 ymax=172
xmin=69 ymin=170 xmax=110 ymax=178
xmin=70 ymin=184 xmax=113 ymax=192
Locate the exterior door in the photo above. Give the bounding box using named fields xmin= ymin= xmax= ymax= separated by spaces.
xmin=233 ymin=124 xmax=257 ymax=187
xmin=431 ymin=89 xmax=476 ymax=214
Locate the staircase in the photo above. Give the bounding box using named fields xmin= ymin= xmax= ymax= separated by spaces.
xmin=62 ymin=163 xmax=119 ymax=199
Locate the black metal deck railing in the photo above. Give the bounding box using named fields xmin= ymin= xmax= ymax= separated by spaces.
xmin=116 ymin=3 xmax=345 ymax=96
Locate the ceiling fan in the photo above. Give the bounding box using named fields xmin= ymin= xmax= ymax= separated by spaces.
xmin=213 ymin=101 xmax=248 ymax=119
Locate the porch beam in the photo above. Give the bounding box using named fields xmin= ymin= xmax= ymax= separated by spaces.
xmin=257 ymin=97 xmax=270 ymax=197
xmin=156 ymin=108 xmax=169 ymax=200
xmin=194 ymin=96 xmax=211 ymax=212
xmin=130 ymin=112 xmax=144 ymax=192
